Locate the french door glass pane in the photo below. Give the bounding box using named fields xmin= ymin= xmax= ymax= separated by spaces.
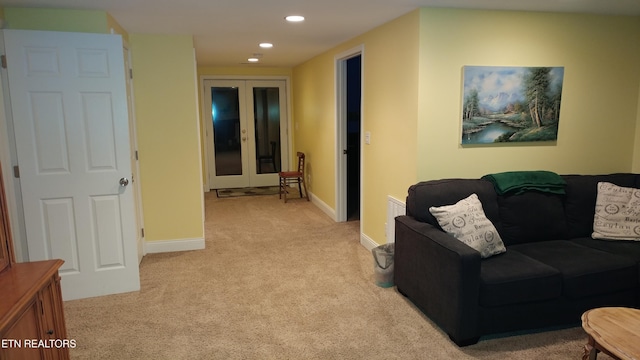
xmin=212 ymin=87 xmax=242 ymax=176
xmin=253 ymin=87 xmax=281 ymax=174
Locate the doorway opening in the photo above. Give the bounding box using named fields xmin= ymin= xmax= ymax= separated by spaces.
xmin=346 ymin=55 xmax=361 ymax=221
xmin=335 ymin=45 xmax=363 ymax=223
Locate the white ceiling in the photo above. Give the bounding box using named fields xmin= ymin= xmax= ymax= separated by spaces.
xmin=1 ymin=0 xmax=639 ymax=67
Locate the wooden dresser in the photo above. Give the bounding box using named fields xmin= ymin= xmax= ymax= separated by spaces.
xmin=0 ymin=165 xmax=69 ymax=360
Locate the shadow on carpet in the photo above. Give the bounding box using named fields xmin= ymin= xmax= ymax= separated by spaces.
xmin=215 ymin=186 xmax=280 ymax=198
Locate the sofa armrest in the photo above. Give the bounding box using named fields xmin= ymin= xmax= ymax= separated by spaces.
xmin=394 ymin=215 xmax=481 ymax=345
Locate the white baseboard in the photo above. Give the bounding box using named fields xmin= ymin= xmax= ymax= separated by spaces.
xmin=310 ymin=191 xmax=337 ymax=221
xmin=145 ymin=237 xmax=205 ymax=254
xmin=360 ymin=233 xmax=380 ymax=251
xmin=309 ymin=192 xmax=377 ymax=251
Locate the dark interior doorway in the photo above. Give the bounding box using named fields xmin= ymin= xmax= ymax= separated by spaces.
xmin=346 ymin=55 xmax=361 ymax=221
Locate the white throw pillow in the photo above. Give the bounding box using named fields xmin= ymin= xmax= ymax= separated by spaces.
xmin=429 ymin=194 xmax=506 ymax=258
xmin=592 ymin=182 xmax=640 ymax=241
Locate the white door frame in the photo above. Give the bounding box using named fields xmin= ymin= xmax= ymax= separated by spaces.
xmin=0 ymin=33 xmax=28 ymax=262
xmin=122 ymin=43 xmax=145 ymax=264
xmin=200 ymin=75 xmax=292 ymax=192
xmin=335 ymin=45 xmax=364 ymax=222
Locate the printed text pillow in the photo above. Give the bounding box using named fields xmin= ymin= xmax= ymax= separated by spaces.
xmin=429 ymin=194 xmax=506 ymax=258
xmin=592 ymin=182 xmax=640 ymax=241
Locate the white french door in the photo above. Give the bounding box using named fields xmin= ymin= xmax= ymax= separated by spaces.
xmin=2 ymin=29 xmax=140 ymax=300
xmin=204 ymin=79 xmax=288 ymax=189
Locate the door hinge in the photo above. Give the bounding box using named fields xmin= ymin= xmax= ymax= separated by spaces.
xmin=1 ymin=55 xmax=6 ymax=69
xmin=129 ymin=68 xmax=133 ymax=79
xmin=141 ymin=228 xmax=145 ymax=238
xmin=12 ymin=165 xmax=19 ymax=178
xmin=135 ymin=150 xmax=139 ymax=161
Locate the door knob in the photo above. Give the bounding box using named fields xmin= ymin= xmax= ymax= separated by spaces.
xmin=119 ymin=178 xmax=129 ymax=187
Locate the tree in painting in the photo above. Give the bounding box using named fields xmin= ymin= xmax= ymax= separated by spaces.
xmin=463 ymin=88 xmax=480 ymax=121
xmin=461 ymin=66 xmax=564 ymax=144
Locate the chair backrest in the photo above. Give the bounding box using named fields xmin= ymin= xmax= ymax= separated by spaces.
xmin=296 ymin=152 xmax=306 ymax=174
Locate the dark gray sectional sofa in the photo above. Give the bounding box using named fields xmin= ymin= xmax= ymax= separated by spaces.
xmin=394 ymin=173 xmax=640 ymax=346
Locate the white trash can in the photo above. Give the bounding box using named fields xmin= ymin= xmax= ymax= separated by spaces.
xmin=372 ymin=243 xmax=394 ymax=288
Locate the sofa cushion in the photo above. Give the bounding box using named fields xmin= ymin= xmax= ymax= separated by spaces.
xmin=511 ymin=240 xmax=637 ymax=299
xmin=406 ymin=179 xmax=501 ymax=231
xmin=429 ymin=194 xmax=506 ymax=258
xmin=496 ymin=191 xmax=568 ymax=245
xmin=572 ymin=237 xmax=640 ymax=281
xmin=572 ymin=237 xmax=640 ymax=261
xmin=563 ymin=174 xmax=639 ymax=238
xmin=592 ymin=182 xmax=640 ymax=240
xmin=479 ymin=251 xmax=562 ymax=307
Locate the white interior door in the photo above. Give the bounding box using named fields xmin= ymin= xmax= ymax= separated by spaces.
xmin=3 ymin=29 xmax=140 ymax=300
xmin=204 ymin=79 xmax=288 ymax=189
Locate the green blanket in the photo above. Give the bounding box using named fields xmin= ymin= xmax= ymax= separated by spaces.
xmin=481 ymin=171 xmax=566 ymax=195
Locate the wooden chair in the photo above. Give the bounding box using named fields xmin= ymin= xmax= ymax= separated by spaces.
xmin=279 ymin=152 xmax=310 ymax=203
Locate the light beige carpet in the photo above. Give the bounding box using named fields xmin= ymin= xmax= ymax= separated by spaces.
xmin=64 ymin=192 xmax=610 ymax=359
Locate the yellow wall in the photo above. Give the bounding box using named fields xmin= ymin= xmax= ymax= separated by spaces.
xmin=634 ymin=85 xmax=640 ymax=173
xmin=4 ymin=6 xmax=639 ymax=248
xmin=4 ymin=8 xmax=107 ymax=33
xmin=130 ymin=34 xmax=203 ymax=242
xmin=292 ymin=54 xmax=338 ymax=204
xmin=418 ymin=9 xmax=640 ymax=180
xmin=3 ymin=8 xmax=203 ymax=244
xmin=106 ymin=13 xmax=129 ymax=44
xmin=293 ymin=11 xmax=420 ymax=244
xmin=293 ymin=8 xmax=640 ymax=246
xmin=4 ymin=8 xmax=129 ymax=43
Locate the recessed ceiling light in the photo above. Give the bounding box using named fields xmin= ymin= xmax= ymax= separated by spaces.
xmin=248 ymin=58 xmax=259 ymax=62
xmin=259 ymin=43 xmax=273 ymax=48
xmin=285 ymin=15 xmax=305 ymax=22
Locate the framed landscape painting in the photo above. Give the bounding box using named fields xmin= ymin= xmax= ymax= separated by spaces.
xmin=461 ymin=66 xmax=564 ymax=145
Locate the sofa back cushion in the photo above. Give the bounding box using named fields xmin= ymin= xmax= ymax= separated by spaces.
xmin=563 ymin=174 xmax=639 ymax=238
xmin=406 ymin=179 xmax=501 ymax=231
xmin=497 ymin=191 xmax=568 ymax=245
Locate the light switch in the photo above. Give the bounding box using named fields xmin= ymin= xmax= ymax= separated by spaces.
xmin=365 ymin=131 xmax=371 ymax=145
